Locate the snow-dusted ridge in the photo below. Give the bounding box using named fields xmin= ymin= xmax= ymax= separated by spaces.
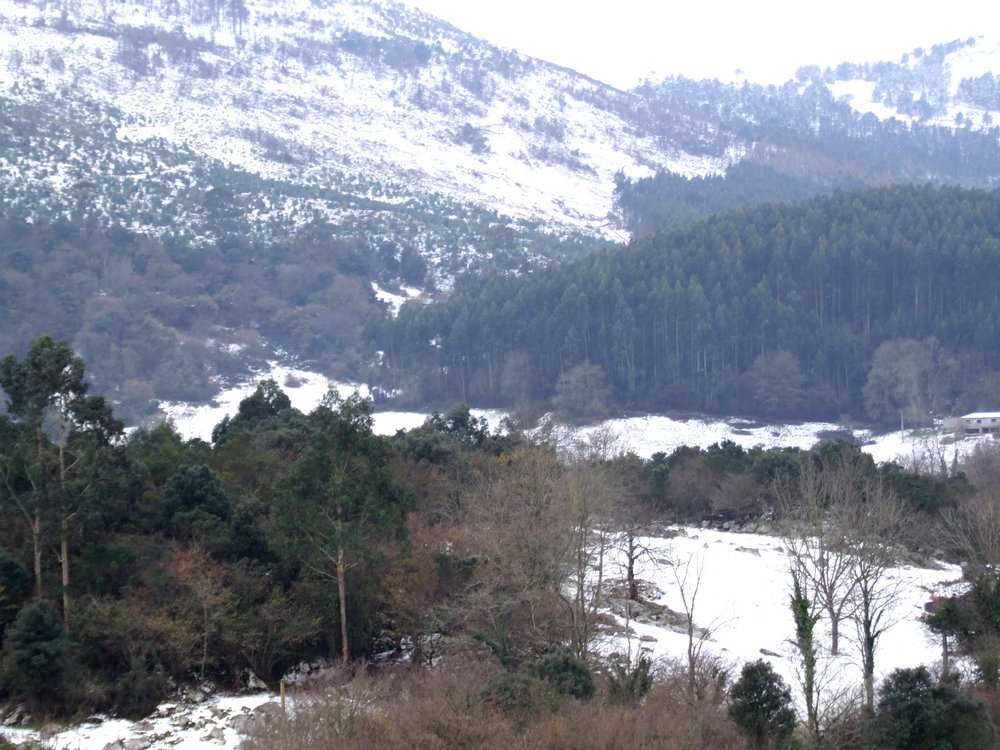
xmin=1 ymin=0 xmax=998 ymax=302
xmin=0 ymin=0 xmax=723 ymax=241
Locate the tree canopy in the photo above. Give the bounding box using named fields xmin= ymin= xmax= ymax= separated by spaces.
xmin=372 ymin=185 xmax=1000 ymax=422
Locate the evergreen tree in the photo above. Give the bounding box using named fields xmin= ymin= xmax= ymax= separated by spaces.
xmin=868 ymin=666 xmax=996 ymax=750
xmin=2 ymin=599 xmax=69 ymax=710
xmin=728 ymin=660 xmax=797 ymax=750
xmin=273 ymin=391 xmax=409 ymax=663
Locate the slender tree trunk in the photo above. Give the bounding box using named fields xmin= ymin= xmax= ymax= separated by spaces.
xmin=201 ymin=602 xmax=209 ymax=678
xmin=862 ymin=623 xmax=876 ymax=712
xmin=33 ymin=510 xmax=43 ymax=599
xmin=61 ymin=518 xmax=70 ymax=630
xmin=337 ymin=545 xmax=349 ymax=665
xmin=58 ymin=437 xmax=71 ymax=629
xmin=626 ymin=533 xmax=639 ymax=601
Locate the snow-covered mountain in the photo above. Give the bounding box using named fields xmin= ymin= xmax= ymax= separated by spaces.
xmin=3 ymin=0 xmax=999 ymax=250
xmin=0 ymin=0 xmax=724 ymax=245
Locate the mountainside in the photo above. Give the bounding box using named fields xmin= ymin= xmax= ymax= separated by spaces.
xmin=4 ymin=0 xmax=1000 ymax=246
xmin=0 ymin=0 xmax=718 ymax=243
xmin=2 ymin=0 xmax=1000 ymax=419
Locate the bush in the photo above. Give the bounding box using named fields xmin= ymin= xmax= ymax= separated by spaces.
xmin=481 ymin=670 xmax=546 ymax=718
xmin=728 ymin=660 xmax=797 ymax=750
xmin=2 ymin=599 xmax=69 ymax=710
xmin=114 ymin=657 xmax=168 ymax=719
xmin=607 ymin=652 xmax=654 ymax=705
xmin=530 ymin=647 xmax=595 ymax=699
xmin=867 ymin=666 xmax=996 ymax=750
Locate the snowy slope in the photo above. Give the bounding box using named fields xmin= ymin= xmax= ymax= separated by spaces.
xmin=828 ymin=36 xmax=1000 ymax=129
xmin=604 ymin=527 xmax=963 ymax=715
xmin=0 ymin=0 xmax=723 ymax=242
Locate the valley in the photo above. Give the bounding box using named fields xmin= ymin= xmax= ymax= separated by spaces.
xmin=2 ymin=1 xmax=1000 ymax=747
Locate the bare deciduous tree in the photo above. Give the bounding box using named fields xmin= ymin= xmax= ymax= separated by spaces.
xmin=672 ymin=553 xmax=724 ymax=702
xmin=559 ymin=459 xmax=617 ymax=663
xmin=840 ymin=484 xmax=911 ymax=711
xmin=778 ymin=455 xmax=861 ymax=656
xmin=466 ymin=447 xmax=575 ymax=663
xmin=779 ymin=449 xmax=911 ymax=711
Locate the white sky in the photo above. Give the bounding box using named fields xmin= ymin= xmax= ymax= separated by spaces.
xmin=407 ymin=0 xmax=999 ymax=88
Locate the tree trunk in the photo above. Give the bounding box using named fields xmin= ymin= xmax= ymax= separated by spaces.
xmin=863 ymin=627 xmax=876 ymax=712
xmin=61 ymin=518 xmax=70 ymax=630
xmin=626 ymin=533 xmax=639 ymax=601
xmin=58 ymin=437 xmax=71 ymax=629
xmin=337 ymin=545 xmax=349 ymax=665
xmin=33 ymin=510 xmax=43 ymax=599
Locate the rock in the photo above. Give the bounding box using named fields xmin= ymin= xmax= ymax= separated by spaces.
xmin=38 ymin=722 xmax=63 ymax=740
xmin=183 ymin=687 xmax=209 ymax=704
xmin=4 ymin=704 xmax=28 ymax=726
xmin=101 ymin=742 xmax=126 ymax=750
xmin=230 ymin=701 xmax=283 ymax=736
xmin=229 ymin=713 xmax=258 ymax=735
xmin=242 ymin=670 xmax=269 ymax=693
xmin=203 ymin=726 xmax=226 ymax=743
xmin=123 ymin=739 xmax=152 ymax=750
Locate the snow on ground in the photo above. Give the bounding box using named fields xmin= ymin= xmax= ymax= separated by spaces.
xmin=602 ymin=527 xmax=964 ymax=714
xmin=157 ymin=364 xmax=997 ymax=467
xmin=158 ymin=363 xmax=348 ymax=441
xmin=371 ymin=283 xmax=423 ymax=316
xmin=0 ymin=692 xmax=276 ymax=750
xmin=545 ymin=414 xmax=855 ymax=457
xmin=157 ymin=364 xmax=501 ymax=441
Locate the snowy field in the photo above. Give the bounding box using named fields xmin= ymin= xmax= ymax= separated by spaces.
xmin=601 ymin=527 xmax=963 ymax=713
xmin=157 ymin=363 xmax=993 ymax=468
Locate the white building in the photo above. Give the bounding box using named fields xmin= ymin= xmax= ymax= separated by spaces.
xmin=961 ymin=412 xmax=1000 ymax=434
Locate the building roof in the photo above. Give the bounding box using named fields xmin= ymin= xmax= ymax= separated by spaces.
xmin=962 ymin=412 xmax=1000 ymax=420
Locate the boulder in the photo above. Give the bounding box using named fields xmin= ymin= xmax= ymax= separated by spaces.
xmin=202 ymin=726 xmax=226 ymax=743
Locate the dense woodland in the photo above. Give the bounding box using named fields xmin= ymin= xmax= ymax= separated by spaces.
xmin=373 ymin=184 xmax=1000 ymax=425
xmin=3 ymin=337 xmax=1000 ymax=749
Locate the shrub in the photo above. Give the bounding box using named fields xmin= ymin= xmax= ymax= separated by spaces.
xmin=867 ymin=666 xmax=996 ymax=750
xmin=481 ymin=670 xmax=545 ymax=717
xmin=607 ymin=652 xmax=654 ymax=705
xmin=530 ymin=646 xmax=595 ymax=699
xmin=2 ymin=599 xmax=69 ymax=710
xmin=728 ymin=660 xmax=797 ymax=750
xmin=114 ymin=657 xmax=168 ymax=719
